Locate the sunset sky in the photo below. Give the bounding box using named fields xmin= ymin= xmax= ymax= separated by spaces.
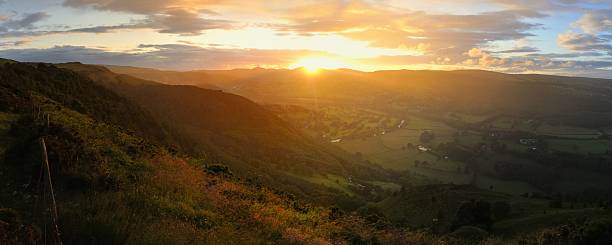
xmin=0 ymin=0 xmax=611 ymax=77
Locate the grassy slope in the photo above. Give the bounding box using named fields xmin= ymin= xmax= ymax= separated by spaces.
xmin=0 ymin=61 xmax=447 ymax=244
xmin=0 ymin=96 xmax=379 ymax=244
xmin=61 ymin=63 xmax=397 ymax=207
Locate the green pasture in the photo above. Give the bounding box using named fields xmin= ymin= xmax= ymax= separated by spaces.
xmin=547 ymin=139 xmax=612 ymax=154
xmin=536 ymin=123 xmax=600 ymax=139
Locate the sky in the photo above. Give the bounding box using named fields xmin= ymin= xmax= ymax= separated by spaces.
xmin=0 ymin=0 xmax=611 ymax=77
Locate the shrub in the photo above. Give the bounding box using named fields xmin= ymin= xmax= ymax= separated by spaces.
xmin=205 ymin=164 xmax=233 ymax=177
xmin=448 ymin=226 xmax=489 ymax=241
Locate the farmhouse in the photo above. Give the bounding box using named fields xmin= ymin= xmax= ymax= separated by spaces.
xmin=417 ymin=145 xmax=429 ymax=152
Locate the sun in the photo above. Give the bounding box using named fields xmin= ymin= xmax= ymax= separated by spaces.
xmin=290 ymin=57 xmax=348 ymax=74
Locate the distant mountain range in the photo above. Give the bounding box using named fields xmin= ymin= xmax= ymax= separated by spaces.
xmin=107 ymin=65 xmax=612 ymax=127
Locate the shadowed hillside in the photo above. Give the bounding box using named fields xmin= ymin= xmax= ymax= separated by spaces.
xmin=0 ymin=61 xmax=444 ymax=244
xmin=61 ymin=63 xmax=398 ymax=207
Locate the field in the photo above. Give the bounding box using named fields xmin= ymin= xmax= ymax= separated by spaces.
xmin=536 ymin=123 xmax=601 ymax=139
xmin=270 ymin=104 xmax=612 ymax=198
xmin=375 ymin=185 xmax=511 ymax=227
xmin=547 ymin=139 xmax=612 ymax=154
xmin=489 ymin=117 xmax=539 ymax=131
xmin=268 ymin=105 xmax=402 ymax=140
xmin=455 ymin=131 xmax=485 ymax=148
xmin=274 ymin=105 xmax=471 ymax=184
xmin=366 ymin=180 xmax=403 ymax=191
xmin=493 ymin=209 xmax=612 ymax=237
xmin=335 ymin=114 xmax=469 ymax=184
xmin=472 ymin=175 xmax=540 ymax=195
xmin=445 ymin=112 xmax=490 ymax=124
xmin=286 ymin=173 xmax=356 ymax=196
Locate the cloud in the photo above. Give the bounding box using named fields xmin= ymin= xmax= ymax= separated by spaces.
xmin=0 ymin=11 xmax=233 ymax=37
xmin=0 ymin=39 xmax=30 ymax=47
xmin=1 ymin=0 xmax=609 ymax=77
xmin=1 ymin=43 xmax=609 ymax=78
xmin=62 ymin=0 xmax=547 ymax=52
xmin=492 ymin=0 xmax=612 ymax=12
xmin=459 ymin=47 xmax=612 ymax=76
xmin=558 ymin=31 xmax=612 ymax=53
xmin=66 ymin=23 xmax=151 ymax=33
xmin=274 ymin=0 xmax=546 ymax=61
xmin=0 ymin=44 xmax=332 ymax=70
xmin=494 ymin=46 xmax=540 ymax=53
xmin=62 ymin=0 xmax=233 ymax=35
xmin=149 ymin=9 xmax=233 ymax=35
xmin=62 ymin=0 xmax=195 ymax=14
xmin=462 ymin=48 xmax=509 ymax=66
xmin=0 ymin=12 xmax=49 ymax=32
xmin=67 ymin=10 xmax=234 ymax=36
xmin=574 ymin=9 xmax=612 ymax=34
xmin=557 ymin=7 xmax=612 ymax=58
xmin=526 ymin=51 xmax=605 ymax=58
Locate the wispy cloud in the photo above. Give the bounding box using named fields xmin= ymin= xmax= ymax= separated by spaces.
xmin=0 ymin=12 xmax=49 ymax=32
xmin=0 ymin=44 xmax=331 ymax=70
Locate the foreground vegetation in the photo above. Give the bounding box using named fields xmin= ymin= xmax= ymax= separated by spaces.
xmin=1 ymin=61 xmax=612 ymax=244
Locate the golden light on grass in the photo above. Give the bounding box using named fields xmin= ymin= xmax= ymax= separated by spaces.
xmin=290 ymin=57 xmax=348 ymax=74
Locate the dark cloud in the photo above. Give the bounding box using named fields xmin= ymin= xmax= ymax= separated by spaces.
xmin=63 ymin=0 xmax=180 ymax=14
xmin=62 ymin=0 xmax=232 ymax=35
xmin=526 ymin=51 xmax=605 ymax=58
xmin=63 ymin=11 xmax=234 ymax=36
xmin=66 ymin=23 xmax=151 ymax=33
xmin=0 ymin=12 xmax=49 ymax=32
xmin=558 ymin=32 xmax=612 ymax=52
xmin=494 ymin=47 xmax=540 ymax=53
xmin=150 ymin=9 xmax=234 ymax=35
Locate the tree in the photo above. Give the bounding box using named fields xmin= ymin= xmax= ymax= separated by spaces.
xmin=420 ymin=130 xmax=435 ymax=143
xmin=549 ymin=199 xmax=563 ymax=209
xmin=453 ymin=200 xmax=492 ymax=230
xmin=491 ymin=201 xmax=511 ymax=220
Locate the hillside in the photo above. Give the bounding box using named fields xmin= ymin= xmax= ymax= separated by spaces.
xmin=0 ymin=61 xmax=435 ymax=244
xmin=3 ymin=61 xmax=612 ymax=244
xmin=108 ymin=67 xmax=612 ymax=124
xmin=60 ymin=63 xmax=399 ymax=207
xmin=109 ymin=67 xmax=612 ymax=192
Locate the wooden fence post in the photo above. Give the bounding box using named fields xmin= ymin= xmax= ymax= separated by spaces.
xmin=40 ymin=138 xmax=63 ymax=245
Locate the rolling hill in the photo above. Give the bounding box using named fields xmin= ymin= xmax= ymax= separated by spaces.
xmin=108 ymin=67 xmax=612 ymax=127
xmin=60 ymin=63 xmax=398 ymax=207
xmin=3 ymin=60 xmax=612 ymax=244
xmin=0 ymin=60 xmax=432 ymax=244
